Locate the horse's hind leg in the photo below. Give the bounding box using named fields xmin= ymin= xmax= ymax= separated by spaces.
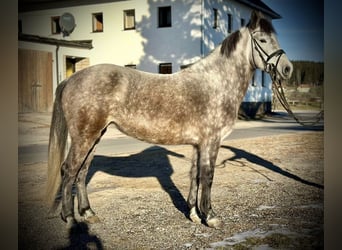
xmin=60 ymin=138 xmax=99 ymax=228
xmin=75 ymin=148 xmax=100 ymax=223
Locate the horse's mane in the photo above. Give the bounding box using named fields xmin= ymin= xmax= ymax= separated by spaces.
xmin=247 ymin=17 xmax=276 ymax=34
xmin=220 ymin=30 xmax=241 ymax=58
xmin=220 ymin=14 xmax=276 ymax=58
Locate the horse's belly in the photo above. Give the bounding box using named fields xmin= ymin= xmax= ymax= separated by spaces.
xmin=113 ymin=118 xmax=196 ymax=145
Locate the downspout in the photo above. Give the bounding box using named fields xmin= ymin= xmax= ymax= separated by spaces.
xmin=200 ymin=0 xmax=204 ymax=58
xmin=56 ymin=45 xmax=60 ymax=84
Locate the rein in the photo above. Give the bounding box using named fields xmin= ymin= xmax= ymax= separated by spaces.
xmin=272 ymin=79 xmax=324 ymax=126
xmin=249 ymin=31 xmax=324 ymax=127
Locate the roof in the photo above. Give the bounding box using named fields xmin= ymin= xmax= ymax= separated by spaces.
xmin=19 ymin=0 xmax=281 ymax=19
xmin=19 ymin=0 xmax=124 ymax=12
xmin=236 ymin=0 xmax=281 ymax=19
xmin=19 ymin=33 xmax=93 ymax=49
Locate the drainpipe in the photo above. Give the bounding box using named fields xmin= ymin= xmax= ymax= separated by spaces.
xmin=200 ymin=0 xmax=204 ymax=58
xmin=56 ymin=45 xmax=60 ymax=84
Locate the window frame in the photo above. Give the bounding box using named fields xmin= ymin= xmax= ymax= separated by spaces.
xmin=92 ymin=12 xmax=104 ymax=33
xmin=19 ymin=20 xmax=22 ymax=33
xmin=158 ymin=6 xmax=172 ymax=28
xmin=159 ymin=63 xmax=172 ymax=74
xmin=123 ymin=9 xmax=136 ymax=30
xmin=213 ymin=8 xmax=218 ymax=29
xmin=125 ymin=64 xmax=137 ymax=69
xmin=51 ymin=16 xmax=61 ymax=34
xmin=241 ymin=18 xmax=245 ymax=28
xmin=251 ymin=72 xmax=256 ymax=87
xmin=261 ymin=71 xmax=266 ymax=87
xmin=227 ymin=13 xmax=232 ymax=33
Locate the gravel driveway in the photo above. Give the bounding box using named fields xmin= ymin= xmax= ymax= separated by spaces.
xmin=19 ymin=131 xmax=323 ymax=249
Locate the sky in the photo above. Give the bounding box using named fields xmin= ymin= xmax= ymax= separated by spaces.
xmin=262 ymin=0 xmax=324 ymax=62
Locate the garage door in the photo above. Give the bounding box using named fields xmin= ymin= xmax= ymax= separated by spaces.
xmin=18 ymin=49 xmax=53 ymax=112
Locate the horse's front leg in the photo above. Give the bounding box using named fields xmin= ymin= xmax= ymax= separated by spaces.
xmin=187 ymin=146 xmax=201 ymax=224
xmin=199 ymin=140 xmax=222 ymax=229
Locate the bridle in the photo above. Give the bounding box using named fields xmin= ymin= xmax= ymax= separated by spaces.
xmin=249 ymin=30 xmax=324 ymax=126
xmin=250 ymin=30 xmax=285 ymax=81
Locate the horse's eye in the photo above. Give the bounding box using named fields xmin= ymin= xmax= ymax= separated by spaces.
xmin=260 ymin=39 xmax=267 ymax=43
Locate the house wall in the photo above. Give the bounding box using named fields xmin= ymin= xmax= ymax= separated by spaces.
xmin=19 ymin=0 xmax=203 ymax=73
xmin=200 ymin=0 xmax=273 ymax=116
xmin=19 ymin=0 xmax=276 ymax=116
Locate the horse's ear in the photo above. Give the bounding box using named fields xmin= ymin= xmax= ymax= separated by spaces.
xmin=248 ymin=10 xmax=264 ymax=31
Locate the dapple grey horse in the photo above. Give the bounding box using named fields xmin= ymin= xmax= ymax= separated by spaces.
xmin=46 ymin=11 xmax=292 ymax=229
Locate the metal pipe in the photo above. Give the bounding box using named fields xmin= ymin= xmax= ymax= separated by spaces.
xmin=56 ymin=45 xmax=60 ymax=84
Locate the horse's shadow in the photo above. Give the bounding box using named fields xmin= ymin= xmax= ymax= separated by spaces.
xmin=57 ymin=222 xmax=104 ymax=250
xmin=87 ymin=146 xmax=189 ymax=216
xmin=219 ymin=145 xmax=324 ymax=189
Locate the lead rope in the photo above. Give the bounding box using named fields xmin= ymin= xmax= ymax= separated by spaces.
xmin=272 ymin=79 xmax=324 ymax=126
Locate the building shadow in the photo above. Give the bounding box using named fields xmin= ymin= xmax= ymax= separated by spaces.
xmin=219 ymin=145 xmax=323 ymax=189
xmin=87 ymin=146 xmax=189 ymax=217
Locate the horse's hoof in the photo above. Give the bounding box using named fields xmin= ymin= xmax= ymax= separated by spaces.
xmin=85 ymin=215 xmax=101 ymax=224
xmin=83 ymin=209 xmax=101 ymax=223
xmin=189 ymin=207 xmax=201 ymax=224
xmin=66 ymin=216 xmax=77 ymax=230
xmin=206 ymin=216 xmax=222 ymax=229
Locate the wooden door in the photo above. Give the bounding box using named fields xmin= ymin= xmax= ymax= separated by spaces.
xmin=18 ymin=49 xmax=53 ymax=112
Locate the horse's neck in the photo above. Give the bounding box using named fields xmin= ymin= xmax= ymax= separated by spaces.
xmin=224 ymin=49 xmax=254 ymax=100
xmin=194 ymin=42 xmax=254 ymax=96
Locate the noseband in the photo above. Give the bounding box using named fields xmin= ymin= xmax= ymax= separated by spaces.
xmin=250 ymin=31 xmax=285 ymax=81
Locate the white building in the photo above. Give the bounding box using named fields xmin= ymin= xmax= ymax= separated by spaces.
xmin=18 ymin=0 xmax=281 ymax=116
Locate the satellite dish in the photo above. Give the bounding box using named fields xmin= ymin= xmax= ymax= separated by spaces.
xmin=59 ymin=12 xmax=76 ymax=37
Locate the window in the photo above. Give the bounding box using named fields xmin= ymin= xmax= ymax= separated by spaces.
xmin=19 ymin=20 xmax=22 ymax=33
xmin=241 ymin=18 xmax=245 ymax=27
xmin=227 ymin=14 xmax=232 ymax=33
xmin=65 ymin=56 xmax=89 ymax=78
xmin=251 ymin=72 xmax=256 ymax=86
xmin=180 ymin=63 xmax=193 ymax=70
xmin=92 ymin=13 xmax=103 ymax=32
xmin=125 ymin=64 xmax=137 ymax=69
xmin=262 ymin=71 xmax=266 ymax=87
xmin=158 ymin=6 xmax=171 ymax=28
xmin=159 ymin=63 xmax=172 ymax=74
xmin=124 ymin=9 xmax=135 ymax=30
xmin=213 ymin=8 xmax=218 ymax=29
xmin=51 ymin=16 xmax=61 ymax=34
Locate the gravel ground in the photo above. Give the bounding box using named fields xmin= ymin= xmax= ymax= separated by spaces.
xmin=19 ymin=132 xmax=323 ymax=249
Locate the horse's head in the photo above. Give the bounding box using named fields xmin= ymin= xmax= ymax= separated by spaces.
xmin=247 ymin=11 xmax=293 ymax=81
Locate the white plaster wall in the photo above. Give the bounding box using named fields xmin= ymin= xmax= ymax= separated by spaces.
xmin=202 ymin=0 xmax=273 ymax=102
xmin=19 ymin=0 xmax=274 ymax=102
xmin=19 ymin=0 xmax=203 ymax=73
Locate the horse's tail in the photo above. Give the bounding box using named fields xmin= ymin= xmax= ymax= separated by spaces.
xmin=45 ymin=81 xmax=68 ymax=209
